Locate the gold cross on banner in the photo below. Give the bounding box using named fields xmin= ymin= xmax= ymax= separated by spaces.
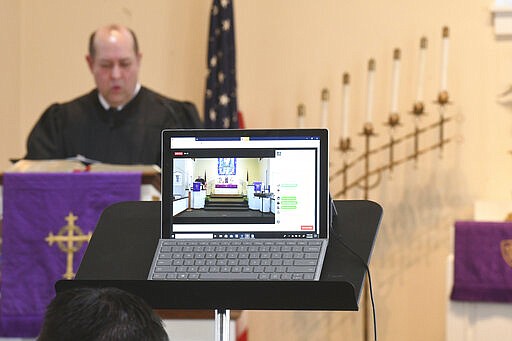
xmin=45 ymin=212 xmax=92 ymax=279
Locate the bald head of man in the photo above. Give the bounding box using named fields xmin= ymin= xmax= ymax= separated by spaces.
xmin=86 ymin=24 xmax=142 ymax=108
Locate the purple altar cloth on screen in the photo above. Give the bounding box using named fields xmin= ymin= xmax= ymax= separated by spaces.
xmin=0 ymin=172 xmax=141 ymax=337
xmin=215 ymin=184 xmax=237 ymax=188
xmin=451 ymin=220 xmax=512 ymax=303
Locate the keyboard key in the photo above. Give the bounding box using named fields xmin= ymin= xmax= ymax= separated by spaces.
xmin=304 ymin=273 xmax=315 ymax=280
xmin=281 ymin=273 xmax=292 ymax=280
xmin=275 ymin=266 xmax=286 ymax=273
xmin=157 ymin=260 xmax=172 ymax=266
xmin=176 ymin=266 xmax=188 ymax=273
xmin=199 ymin=273 xmax=259 ymax=280
xmin=155 ymin=266 xmax=172 ymax=272
xmin=287 ymin=266 xmax=316 ymax=273
xmin=253 ymin=266 xmax=264 ymax=273
xmin=258 ymin=273 xmax=271 ymax=280
xmin=264 ymin=266 xmax=276 ymax=273
xmin=270 ymin=274 xmax=281 ymax=280
xmin=305 ymin=253 xmax=319 ymax=259
xmin=294 ymin=260 xmax=317 ymax=266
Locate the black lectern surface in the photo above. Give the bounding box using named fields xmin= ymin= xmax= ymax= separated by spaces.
xmin=56 ymin=200 xmax=381 ymax=311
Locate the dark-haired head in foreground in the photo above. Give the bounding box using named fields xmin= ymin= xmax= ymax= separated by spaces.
xmin=38 ymin=287 xmax=169 ymax=341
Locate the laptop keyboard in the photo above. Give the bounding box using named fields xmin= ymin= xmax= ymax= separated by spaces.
xmin=149 ymin=239 xmax=326 ymax=280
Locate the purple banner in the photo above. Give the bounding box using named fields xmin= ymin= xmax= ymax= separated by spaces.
xmin=451 ymin=220 xmax=512 ymax=303
xmin=0 ymin=172 xmax=141 ymax=337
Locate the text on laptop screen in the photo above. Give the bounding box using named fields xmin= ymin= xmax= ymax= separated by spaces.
xmin=164 ymin=131 xmax=327 ymax=239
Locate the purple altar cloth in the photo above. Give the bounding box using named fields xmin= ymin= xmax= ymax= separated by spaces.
xmin=451 ymin=220 xmax=512 ymax=303
xmin=215 ymin=184 xmax=237 ymax=188
xmin=0 ymin=172 xmax=141 ymax=337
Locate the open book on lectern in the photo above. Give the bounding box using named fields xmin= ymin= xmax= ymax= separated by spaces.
xmin=148 ymin=128 xmax=330 ymax=281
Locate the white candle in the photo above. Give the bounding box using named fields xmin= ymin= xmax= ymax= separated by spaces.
xmin=342 ymin=73 xmax=350 ymax=138
xmin=416 ymin=37 xmax=427 ymax=102
xmin=297 ymin=104 xmax=305 ymax=128
xmin=440 ymin=27 xmax=449 ymax=91
xmin=321 ymin=88 xmax=329 ymax=128
xmin=366 ymin=59 xmax=376 ymax=123
xmin=390 ymin=48 xmax=401 ymax=113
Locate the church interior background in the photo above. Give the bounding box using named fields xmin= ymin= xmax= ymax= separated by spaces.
xmin=3 ymin=0 xmax=512 ymax=340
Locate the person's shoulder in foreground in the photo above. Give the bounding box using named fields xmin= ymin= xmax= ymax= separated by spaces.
xmin=37 ymin=287 xmax=169 ymax=341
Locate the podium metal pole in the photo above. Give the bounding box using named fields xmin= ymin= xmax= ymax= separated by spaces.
xmin=214 ymin=309 xmax=230 ymax=341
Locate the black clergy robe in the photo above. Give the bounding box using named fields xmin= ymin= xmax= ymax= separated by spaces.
xmin=25 ymin=87 xmax=202 ymax=165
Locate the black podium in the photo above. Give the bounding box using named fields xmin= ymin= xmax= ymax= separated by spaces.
xmin=56 ymin=200 xmax=381 ymax=340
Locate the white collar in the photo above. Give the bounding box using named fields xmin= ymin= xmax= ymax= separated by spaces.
xmin=98 ymin=83 xmax=141 ymax=111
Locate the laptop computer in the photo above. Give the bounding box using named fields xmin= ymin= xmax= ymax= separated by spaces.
xmin=148 ymin=128 xmax=329 ymax=280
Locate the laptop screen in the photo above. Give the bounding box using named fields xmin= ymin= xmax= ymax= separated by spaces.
xmin=161 ymin=129 xmax=329 ymax=240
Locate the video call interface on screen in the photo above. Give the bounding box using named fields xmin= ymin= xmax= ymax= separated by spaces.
xmin=168 ymin=135 xmax=322 ymax=239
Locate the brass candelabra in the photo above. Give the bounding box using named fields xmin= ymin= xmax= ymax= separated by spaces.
xmin=333 ymin=92 xmax=453 ymax=200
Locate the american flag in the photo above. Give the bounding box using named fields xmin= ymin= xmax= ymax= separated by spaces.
xmin=204 ymin=0 xmax=238 ymax=129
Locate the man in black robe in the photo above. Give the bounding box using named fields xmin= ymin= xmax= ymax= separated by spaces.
xmin=25 ymin=24 xmax=202 ymax=165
